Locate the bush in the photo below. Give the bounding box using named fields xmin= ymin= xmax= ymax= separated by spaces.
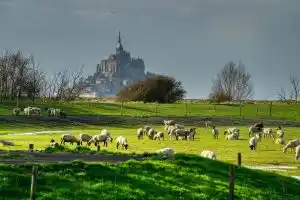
xmin=118 ymin=75 xmax=186 ymax=103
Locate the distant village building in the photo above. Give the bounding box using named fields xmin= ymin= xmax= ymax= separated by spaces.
xmin=80 ymin=32 xmax=151 ymax=98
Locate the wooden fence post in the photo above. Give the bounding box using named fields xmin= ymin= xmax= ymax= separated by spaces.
xmin=120 ymin=101 xmax=124 ymax=116
xmin=30 ymin=166 xmax=38 ymax=200
xmin=269 ymin=102 xmax=272 ymax=116
xmin=237 ymin=153 xmax=242 ymax=166
xmin=185 ymin=103 xmax=188 ymax=116
xmin=29 ymin=144 xmax=34 ymax=152
xmin=228 ymin=165 xmax=235 ymax=200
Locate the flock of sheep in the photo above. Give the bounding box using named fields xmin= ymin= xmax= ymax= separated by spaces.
xmin=12 ymin=107 xmax=66 ymax=117
xmin=206 ymin=121 xmax=300 ymax=161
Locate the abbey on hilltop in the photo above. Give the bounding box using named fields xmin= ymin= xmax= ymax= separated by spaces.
xmin=80 ymin=31 xmax=155 ymax=98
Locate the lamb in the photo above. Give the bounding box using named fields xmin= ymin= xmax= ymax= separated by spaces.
xmin=78 ymin=133 xmax=93 ymax=146
xmin=283 ymin=139 xmax=300 ymax=153
xmin=60 ymin=134 xmax=80 ymax=145
xmin=153 ymin=132 xmax=164 ymax=141
xmin=224 ymin=127 xmax=240 ymax=137
xmin=116 ymin=136 xmax=129 ymax=150
xmin=295 ymin=145 xmax=300 ymax=160
xmin=87 ymin=134 xmax=112 ymax=147
xmin=163 ymin=120 xmax=176 ymax=126
xmin=156 ymin=147 xmax=174 ymax=159
xmin=200 ymin=150 xmax=217 ymax=160
xmin=275 ymin=138 xmax=285 ymax=145
xmin=212 ymin=126 xmax=219 ymax=139
xmin=12 ymin=108 xmax=21 ymax=116
xmin=248 ymin=126 xmax=262 ymax=138
xmin=262 ymin=128 xmax=275 ymax=138
xmin=143 ymin=126 xmax=153 ymax=136
xmin=0 ymin=140 xmax=15 ymax=146
xmin=137 ymin=128 xmax=143 ymax=140
xmin=147 ymin=128 xmax=157 ymax=140
xmin=187 ymin=128 xmax=196 ymax=140
xmin=249 ymin=134 xmax=260 ymax=150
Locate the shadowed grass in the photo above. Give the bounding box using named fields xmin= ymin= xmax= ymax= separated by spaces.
xmin=0 ymin=154 xmax=299 ymax=200
xmin=1 ymin=99 xmax=300 ymax=120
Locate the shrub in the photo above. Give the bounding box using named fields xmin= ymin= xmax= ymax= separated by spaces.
xmin=118 ymin=75 xmax=186 ymax=103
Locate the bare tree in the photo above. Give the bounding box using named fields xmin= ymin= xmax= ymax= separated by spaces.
xmin=209 ymin=61 xmax=253 ymax=102
xmin=65 ymin=65 xmax=84 ymax=100
xmin=278 ymin=76 xmax=300 ymax=103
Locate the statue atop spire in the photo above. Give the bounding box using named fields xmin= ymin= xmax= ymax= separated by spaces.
xmin=116 ymin=30 xmax=123 ymax=54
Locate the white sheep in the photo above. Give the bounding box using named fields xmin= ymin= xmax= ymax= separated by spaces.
xmin=116 ymin=136 xmax=129 ymax=150
xmin=248 ymin=126 xmax=262 ymax=138
xmin=137 ymin=128 xmax=143 ymax=140
xmin=78 ymin=133 xmax=93 ymax=146
xmin=87 ymin=134 xmax=112 ymax=147
xmin=295 ymin=145 xmax=300 ymax=160
xmin=275 ymin=138 xmax=285 ymax=145
xmin=200 ymin=150 xmax=217 ymax=160
xmin=0 ymin=140 xmax=15 ymax=146
xmin=283 ymin=139 xmax=300 ymax=153
xmin=226 ymin=133 xmax=237 ymax=140
xmin=175 ymin=129 xmax=187 ymax=140
xmin=262 ymin=128 xmax=275 ymax=138
xmin=156 ymin=148 xmax=174 ymax=159
xmin=147 ymin=128 xmax=157 ymax=140
xmin=153 ymin=132 xmax=164 ymax=141
xmin=12 ymin=108 xmax=21 ymax=116
xmin=167 ymin=125 xmax=178 ymax=139
xmin=212 ymin=126 xmax=219 ymax=139
xmin=249 ymin=134 xmax=260 ymax=150
xmin=277 ymin=130 xmax=285 ymax=139
xmin=163 ymin=120 xmax=176 ymax=126
xmin=143 ymin=126 xmax=153 ymax=136
xmin=60 ymin=134 xmax=80 ymax=145
xmin=224 ymin=127 xmax=240 ymax=139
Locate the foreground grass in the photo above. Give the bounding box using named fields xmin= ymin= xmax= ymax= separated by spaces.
xmin=1 ymin=125 xmax=299 ymax=176
xmin=1 ymin=99 xmax=300 ymax=120
xmin=0 ymin=155 xmax=299 ymax=200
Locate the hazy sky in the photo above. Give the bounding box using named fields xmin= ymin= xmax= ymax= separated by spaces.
xmin=0 ymin=0 xmax=299 ymax=99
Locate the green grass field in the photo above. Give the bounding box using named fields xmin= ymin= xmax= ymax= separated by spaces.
xmin=0 ymin=155 xmax=299 ymax=200
xmin=1 ymin=99 xmax=300 ymax=120
xmin=1 ymin=125 xmax=299 ymax=176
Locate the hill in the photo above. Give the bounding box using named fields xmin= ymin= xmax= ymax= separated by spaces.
xmin=0 ymin=154 xmax=299 ymax=200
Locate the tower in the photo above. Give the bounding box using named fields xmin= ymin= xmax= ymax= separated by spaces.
xmin=116 ymin=31 xmax=123 ymax=54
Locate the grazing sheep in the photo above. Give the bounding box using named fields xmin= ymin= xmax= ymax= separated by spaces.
xmin=224 ymin=127 xmax=240 ymax=135
xmin=87 ymin=134 xmax=112 ymax=147
xmin=283 ymin=139 xmax=300 ymax=153
xmin=277 ymin=129 xmax=284 ymax=138
xmin=163 ymin=120 xmax=176 ymax=126
xmin=262 ymin=128 xmax=275 ymax=138
xmin=47 ymin=108 xmax=55 ymax=116
xmin=147 ymin=128 xmax=157 ymax=140
xmin=153 ymin=132 xmax=164 ymax=141
xmin=226 ymin=133 xmax=237 ymax=140
xmin=137 ymin=128 xmax=143 ymax=140
xmin=249 ymin=134 xmax=260 ymax=150
xmin=224 ymin=128 xmax=239 ymax=140
xmin=295 ymin=145 xmax=300 ymax=160
xmin=143 ymin=126 xmax=153 ymax=136
xmin=156 ymin=148 xmax=174 ymax=159
xmin=248 ymin=126 xmax=262 ymax=138
xmin=200 ymin=150 xmax=217 ymax=160
xmin=0 ymin=140 xmax=15 ymax=146
xmin=60 ymin=134 xmax=80 ymax=145
xmin=12 ymin=108 xmax=21 ymax=116
xmin=24 ymin=107 xmax=41 ymax=116
xmin=175 ymin=129 xmax=188 ymax=140
xmin=188 ymin=128 xmax=196 ymax=140
xmin=275 ymin=138 xmax=285 ymax=145
xmin=116 ymin=136 xmax=129 ymax=150
xmin=167 ymin=125 xmax=178 ymax=139
xmin=78 ymin=133 xmax=93 ymax=146
xmin=212 ymin=126 xmax=219 ymax=139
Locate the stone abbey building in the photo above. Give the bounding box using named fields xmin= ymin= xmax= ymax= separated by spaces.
xmin=81 ymin=32 xmax=148 ymax=97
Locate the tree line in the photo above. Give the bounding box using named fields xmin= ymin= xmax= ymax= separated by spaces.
xmin=0 ymin=49 xmax=84 ymax=104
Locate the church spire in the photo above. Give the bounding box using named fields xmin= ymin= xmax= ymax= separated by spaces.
xmin=118 ymin=31 xmax=121 ymax=44
xmin=116 ymin=30 xmax=123 ymax=53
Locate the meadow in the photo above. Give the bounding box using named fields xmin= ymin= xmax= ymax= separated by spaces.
xmin=1 ymin=99 xmax=300 ymax=121
xmin=1 ymin=99 xmax=300 ymax=199
xmin=0 ymin=125 xmax=299 ymax=176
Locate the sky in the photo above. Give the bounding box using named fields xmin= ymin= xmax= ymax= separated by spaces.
xmin=0 ymin=0 xmax=299 ymax=99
